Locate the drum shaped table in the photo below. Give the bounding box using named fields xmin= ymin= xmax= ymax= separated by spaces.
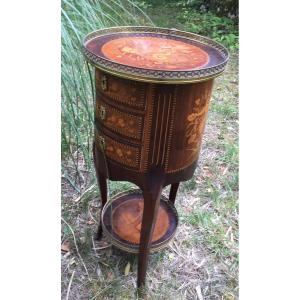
xmin=83 ymin=26 xmax=229 ymax=287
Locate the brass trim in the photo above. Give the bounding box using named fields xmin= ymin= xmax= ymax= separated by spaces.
xmin=156 ymin=93 xmax=166 ymax=165
xmin=161 ymin=93 xmax=172 ymax=165
xmin=101 ymin=188 xmax=179 ymax=254
xmin=101 ymin=74 xmax=107 ymax=91
xmin=98 ymin=135 xmax=105 ymax=150
xmin=141 ymin=84 xmax=155 ymax=172
xmin=165 ymin=87 xmax=177 ymax=170
xmin=87 ymin=57 xmax=225 ymax=84
xmin=83 ymin=26 xmax=229 ymax=84
xmin=99 ymin=105 xmax=106 ymax=120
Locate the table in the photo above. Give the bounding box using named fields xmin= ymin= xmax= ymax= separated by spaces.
xmin=83 ymin=26 xmax=229 ymax=288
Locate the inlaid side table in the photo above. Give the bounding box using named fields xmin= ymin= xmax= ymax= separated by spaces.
xmin=83 ymin=26 xmax=229 ymax=287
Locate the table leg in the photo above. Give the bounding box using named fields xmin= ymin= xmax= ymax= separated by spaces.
xmin=93 ymin=142 xmax=108 ymax=240
xmin=137 ymin=181 xmax=163 ymax=288
xmin=169 ymin=182 xmax=180 ymax=204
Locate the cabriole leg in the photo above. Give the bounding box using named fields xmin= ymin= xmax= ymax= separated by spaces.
xmin=169 ymin=182 xmax=180 ymax=204
xmin=93 ymin=142 xmax=108 ymax=240
xmin=137 ymin=181 xmax=163 ymax=288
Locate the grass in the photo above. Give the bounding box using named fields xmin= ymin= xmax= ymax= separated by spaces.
xmin=61 ymin=0 xmax=153 ymax=191
xmin=141 ymin=0 xmax=238 ymax=50
xmin=61 ymin=1 xmax=238 ymax=299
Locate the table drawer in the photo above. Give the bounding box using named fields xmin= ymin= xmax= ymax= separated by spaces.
xmin=95 ymin=70 xmax=146 ymax=110
xmin=95 ymin=99 xmax=143 ymax=141
xmin=95 ymin=130 xmax=141 ymax=170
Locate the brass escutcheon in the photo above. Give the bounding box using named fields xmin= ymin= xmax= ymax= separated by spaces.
xmin=100 ymin=105 xmax=106 ymax=120
xmin=101 ymin=75 xmax=107 ymax=91
xmin=99 ymin=136 xmax=105 ymax=150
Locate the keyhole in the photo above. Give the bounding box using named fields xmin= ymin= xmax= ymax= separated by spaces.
xmin=101 ymin=76 xmax=107 ymax=91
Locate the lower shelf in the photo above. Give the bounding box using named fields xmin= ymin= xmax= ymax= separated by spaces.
xmin=101 ymin=189 xmax=178 ymax=253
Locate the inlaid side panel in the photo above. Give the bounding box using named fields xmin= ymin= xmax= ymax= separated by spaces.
xmin=140 ymin=84 xmax=155 ymax=172
xmin=147 ymin=86 xmax=177 ymax=171
xmin=165 ymin=80 xmax=213 ymax=173
xmin=95 ymin=70 xmax=146 ymax=110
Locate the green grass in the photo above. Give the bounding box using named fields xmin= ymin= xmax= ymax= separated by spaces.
xmin=182 ymin=177 xmax=197 ymax=191
xmin=61 ymin=0 xmax=153 ymax=178
xmin=109 ymin=181 xmax=137 ymax=196
xmin=140 ymin=0 xmax=238 ymax=50
xmin=211 ymin=99 xmax=238 ymax=119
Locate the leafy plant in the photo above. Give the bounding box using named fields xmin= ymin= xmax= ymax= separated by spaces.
xmin=178 ymin=10 xmax=238 ymax=50
xmin=134 ymin=0 xmax=238 ymax=50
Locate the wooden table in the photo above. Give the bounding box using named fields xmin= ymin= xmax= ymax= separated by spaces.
xmin=83 ymin=26 xmax=229 ymax=288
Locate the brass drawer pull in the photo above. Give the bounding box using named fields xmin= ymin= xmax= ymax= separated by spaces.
xmin=98 ymin=135 xmax=105 ymax=150
xmin=100 ymin=105 xmax=106 ymax=120
xmin=101 ymin=75 xmax=107 ymax=91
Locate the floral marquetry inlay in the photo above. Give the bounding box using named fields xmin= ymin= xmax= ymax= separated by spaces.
xmin=101 ymin=36 xmax=209 ymax=71
xmin=95 ymin=71 xmax=146 ymax=110
xmin=96 ymin=101 xmax=143 ymax=140
xmin=95 ymin=132 xmax=140 ymax=170
xmin=186 ymin=90 xmax=211 ymax=157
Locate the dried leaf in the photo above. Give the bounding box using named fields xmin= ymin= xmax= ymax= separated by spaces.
xmin=196 ymin=285 xmax=203 ymax=300
xmin=202 ymin=168 xmax=212 ymax=178
xmin=222 ymin=166 xmax=229 ymax=176
xmin=124 ymin=262 xmax=131 ymax=276
xmin=87 ymin=219 xmax=95 ymax=225
xmin=107 ymin=271 xmax=114 ymax=280
xmin=69 ymin=257 xmax=76 ymax=266
xmin=61 ymin=240 xmax=71 ymax=253
xmin=63 ymin=251 xmax=71 ymax=259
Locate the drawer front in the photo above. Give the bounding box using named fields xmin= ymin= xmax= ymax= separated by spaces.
xmin=95 ymin=70 xmax=146 ymax=110
xmin=95 ymin=99 xmax=143 ymax=141
xmin=95 ymin=130 xmax=141 ymax=170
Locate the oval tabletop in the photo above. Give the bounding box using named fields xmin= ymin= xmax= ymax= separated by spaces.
xmin=83 ymin=26 xmax=229 ymax=83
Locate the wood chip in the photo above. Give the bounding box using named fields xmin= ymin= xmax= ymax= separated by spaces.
xmin=107 ymin=271 xmax=114 ymax=280
xmin=61 ymin=240 xmax=71 ymax=253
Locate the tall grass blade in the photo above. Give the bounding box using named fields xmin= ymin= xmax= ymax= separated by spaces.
xmin=61 ymin=0 xmax=153 ymax=187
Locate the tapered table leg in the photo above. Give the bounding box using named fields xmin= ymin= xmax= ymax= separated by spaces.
xmin=93 ymin=143 xmax=108 ymax=240
xmin=137 ymin=180 xmax=163 ymax=288
xmin=169 ymin=182 xmax=180 ymax=204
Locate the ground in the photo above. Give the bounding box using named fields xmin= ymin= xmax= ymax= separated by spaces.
xmin=61 ymin=52 xmax=239 ymax=299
